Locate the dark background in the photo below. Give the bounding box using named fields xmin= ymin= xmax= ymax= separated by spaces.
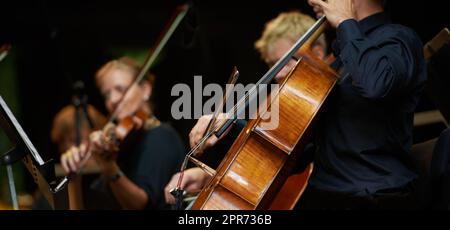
xmin=0 ymin=0 xmax=448 ymax=193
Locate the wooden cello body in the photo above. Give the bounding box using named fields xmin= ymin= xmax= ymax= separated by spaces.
xmin=192 ymin=47 xmax=339 ymax=210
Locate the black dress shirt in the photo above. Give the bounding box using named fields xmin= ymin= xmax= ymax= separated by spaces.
xmin=309 ymin=12 xmax=427 ymax=196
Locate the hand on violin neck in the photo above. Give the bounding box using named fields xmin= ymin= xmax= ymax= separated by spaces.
xmin=309 ymin=0 xmax=356 ymax=28
xmin=60 ymin=144 xmax=90 ymax=174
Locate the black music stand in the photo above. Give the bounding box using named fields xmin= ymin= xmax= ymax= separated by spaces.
xmin=0 ymin=96 xmax=69 ymax=210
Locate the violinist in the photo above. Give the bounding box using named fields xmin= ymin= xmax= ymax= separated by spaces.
xmin=61 ymin=57 xmax=185 ymax=210
xmin=186 ymin=0 xmax=427 ymax=209
xmin=164 ymin=11 xmax=329 ymax=205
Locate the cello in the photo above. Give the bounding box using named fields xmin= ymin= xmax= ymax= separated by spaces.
xmin=190 ymin=16 xmax=339 ymax=210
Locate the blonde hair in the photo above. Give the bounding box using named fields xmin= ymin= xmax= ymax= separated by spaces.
xmin=255 ymin=11 xmax=327 ymax=62
xmin=95 ymin=56 xmax=155 ymax=87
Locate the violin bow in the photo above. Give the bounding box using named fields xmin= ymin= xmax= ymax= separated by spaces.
xmin=108 ymin=4 xmax=191 ymax=123
xmin=194 ymin=66 xmax=240 ymax=157
xmin=53 ymin=4 xmax=192 ymax=192
xmin=172 ymin=67 xmax=239 ymax=209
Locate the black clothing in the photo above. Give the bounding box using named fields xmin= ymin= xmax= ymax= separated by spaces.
xmin=309 ymin=12 xmax=427 ymax=196
xmin=197 ymin=12 xmax=427 ymax=209
xmin=92 ymin=123 xmax=185 ymax=210
xmin=430 ymin=129 xmax=450 ymax=209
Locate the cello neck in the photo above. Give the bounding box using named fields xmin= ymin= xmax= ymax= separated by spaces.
xmin=214 ymin=16 xmax=328 ymax=138
xmin=259 ymin=15 xmax=327 ymax=85
xmin=300 ymin=19 xmax=328 ymax=52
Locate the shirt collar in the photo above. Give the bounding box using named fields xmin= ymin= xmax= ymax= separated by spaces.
xmin=331 ymin=12 xmax=391 ymax=64
xmin=358 ymin=11 xmax=391 ymax=35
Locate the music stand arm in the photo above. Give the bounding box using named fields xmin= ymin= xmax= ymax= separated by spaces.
xmin=0 ymin=96 xmax=69 ymax=210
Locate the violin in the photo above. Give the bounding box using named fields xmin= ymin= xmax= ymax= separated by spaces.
xmin=101 ymin=3 xmax=192 ymax=147
xmin=112 ymin=109 xmax=149 ymax=143
xmin=91 ymin=3 xmax=191 ymax=151
xmin=54 ymin=4 xmax=191 ymax=192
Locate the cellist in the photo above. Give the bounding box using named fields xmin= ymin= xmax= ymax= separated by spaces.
xmin=60 ymin=57 xmax=185 ymax=210
xmin=185 ymin=0 xmax=427 ymax=209
xmin=164 ymin=10 xmax=330 ymax=206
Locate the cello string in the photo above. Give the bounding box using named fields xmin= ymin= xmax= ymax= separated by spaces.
xmin=213 ymin=16 xmax=327 ymax=136
xmin=174 ymin=16 xmax=327 ymax=206
xmin=179 ymin=15 xmax=326 ymax=160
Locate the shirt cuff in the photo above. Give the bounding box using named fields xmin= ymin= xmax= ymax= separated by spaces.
xmin=336 ymin=19 xmax=364 ymax=50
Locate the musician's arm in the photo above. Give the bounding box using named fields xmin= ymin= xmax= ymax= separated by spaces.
xmin=102 ymin=163 xmax=149 ymax=210
xmin=336 ymin=19 xmax=425 ymax=99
